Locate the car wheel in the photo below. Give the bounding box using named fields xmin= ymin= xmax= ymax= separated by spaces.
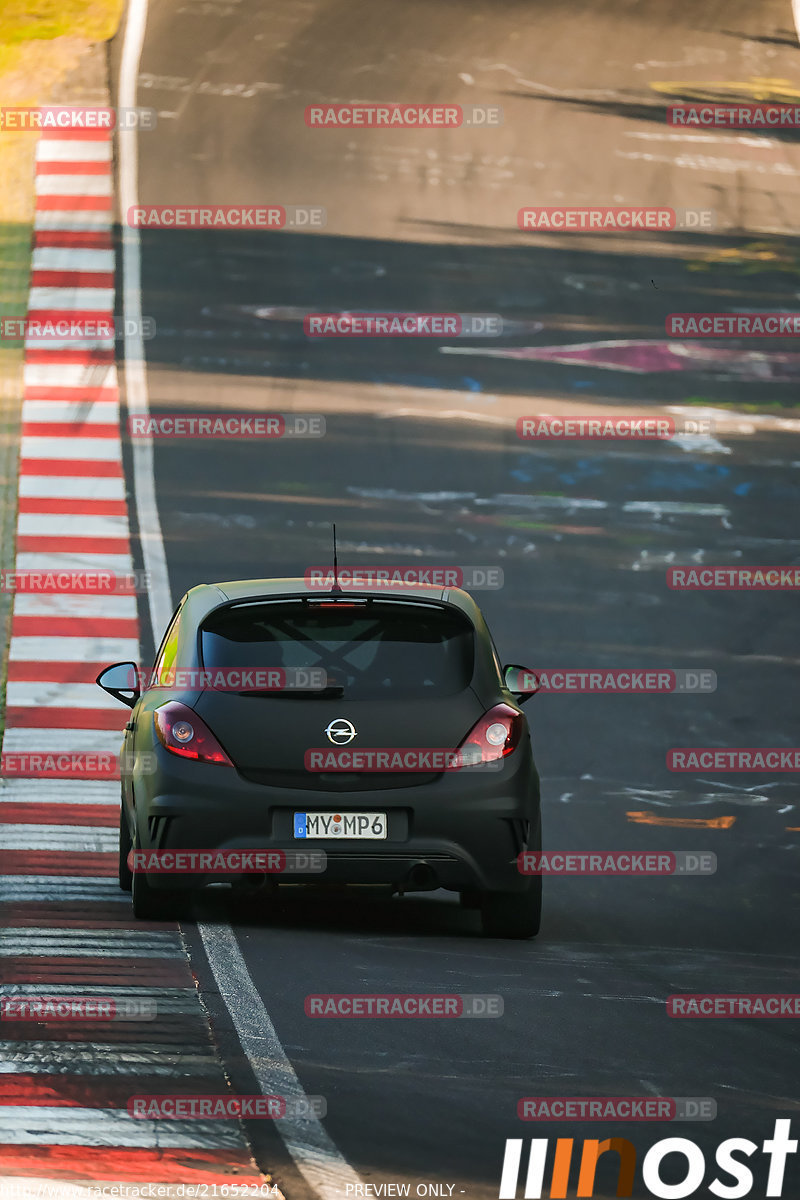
xmin=479 ymin=876 xmax=541 ymax=939
xmin=130 ymin=830 xmax=179 ymax=920
xmin=119 ymin=806 xmax=132 ymax=892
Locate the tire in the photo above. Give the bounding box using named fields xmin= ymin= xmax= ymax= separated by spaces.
xmin=130 ymin=828 xmax=179 ymax=920
xmin=480 ymin=875 xmax=541 ymax=939
xmin=119 ymin=806 xmax=132 ymax=892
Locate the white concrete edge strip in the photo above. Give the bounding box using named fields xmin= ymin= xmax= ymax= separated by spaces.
xmin=118 ymin=3 xmax=364 ymax=1194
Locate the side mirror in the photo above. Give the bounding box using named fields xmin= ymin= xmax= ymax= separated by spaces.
xmin=96 ymin=662 xmax=141 ymax=708
xmin=503 ymin=664 xmax=540 ymax=705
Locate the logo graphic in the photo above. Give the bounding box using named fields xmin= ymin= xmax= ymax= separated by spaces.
xmin=325 ymin=719 xmax=357 ymax=745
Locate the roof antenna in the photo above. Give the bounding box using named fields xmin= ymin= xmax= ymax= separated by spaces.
xmin=330 ymin=523 xmax=342 ymax=595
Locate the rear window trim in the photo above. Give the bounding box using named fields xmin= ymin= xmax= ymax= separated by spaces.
xmin=194 ymin=594 xmax=476 ymax=697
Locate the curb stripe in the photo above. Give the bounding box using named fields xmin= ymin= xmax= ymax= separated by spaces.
xmin=1 ymin=119 xmax=265 ymax=1188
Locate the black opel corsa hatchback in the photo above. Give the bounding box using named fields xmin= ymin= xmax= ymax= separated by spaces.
xmin=97 ymin=578 xmax=542 ymax=937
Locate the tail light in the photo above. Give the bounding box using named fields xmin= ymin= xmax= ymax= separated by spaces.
xmin=456 ymin=703 xmax=524 ymax=766
xmin=154 ymin=701 xmax=233 ymax=766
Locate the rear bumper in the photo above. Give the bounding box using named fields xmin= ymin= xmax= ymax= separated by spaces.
xmin=127 ymin=741 xmax=540 ymax=894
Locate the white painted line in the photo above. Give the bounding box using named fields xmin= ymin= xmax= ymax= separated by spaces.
xmin=198 ymin=921 xmax=362 ymax=1197
xmin=0 ymin=730 xmax=125 ymax=755
xmin=0 ymin=877 xmax=127 ymax=903
xmin=119 ymin=1 xmax=344 ymax=1192
xmin=17 ymin=514 xmax=130 ymax=539
xmin=24 ymin=337 xmax=116 ymax=351
xmin=0 ymin=779 xmax=120 ymax=802
xmin=622 ymin=501 xmax=729 ymax=517
xmin=20 ymin=436 xmax=122 ymax=462
xmin=0 ymin=1108 xmax=245 ymax=1149
xmin=23 ymin=363 xmax=118 ymax=387
xmin=0 ymin=826 xmax=116 ymax=852
xmin=14 ymin=553 xmax=134 ymax=574
xmin=0 ymin=928 xmax=181 ymax=955
xmin=9 ymin=636 xmax=139 ymax=662
xmin=12 ymin=593 xmax=137 ymax=618
xmin=36 ymin=139 xmax=113 ymax=162
xmin=0 ymin=1040 xmax=223 ymax=1074
xmin=34 ymin=210 xmax=113 ymax=231
xmin=6 ymin=682 xmax=126 ymax=710
xmin=119 ymin=0 xmax=173 ymax=647
xmin=28 ymin=287 xmax=115 ymax=310
xmin=34 ymin=175 xmax=113 ymax=197
xmin=32 ymin=248 xmax=116 ymax=272
xmin=19 ymin=476 xmax=127 ymax=499
xmin=22 ymin=400 xmax=120 ymax=424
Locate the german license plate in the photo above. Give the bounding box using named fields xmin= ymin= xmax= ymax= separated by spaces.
xmin=294 ymin=811 xmax=387 ymax=840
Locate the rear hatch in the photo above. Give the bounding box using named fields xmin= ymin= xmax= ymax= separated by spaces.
xmin=191 ymin=595 xmax=485 ymax=790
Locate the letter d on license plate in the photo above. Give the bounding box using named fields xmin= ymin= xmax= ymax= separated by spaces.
xmin=294 ymin=812 xmax=387 ymax=839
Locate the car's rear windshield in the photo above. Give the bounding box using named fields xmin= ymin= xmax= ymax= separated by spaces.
xmin=199 ymin=599 xmax=475 ymax=699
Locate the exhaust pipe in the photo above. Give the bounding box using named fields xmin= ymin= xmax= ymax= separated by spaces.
xmin=397 ymin=861 xmax=438 ymax=894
